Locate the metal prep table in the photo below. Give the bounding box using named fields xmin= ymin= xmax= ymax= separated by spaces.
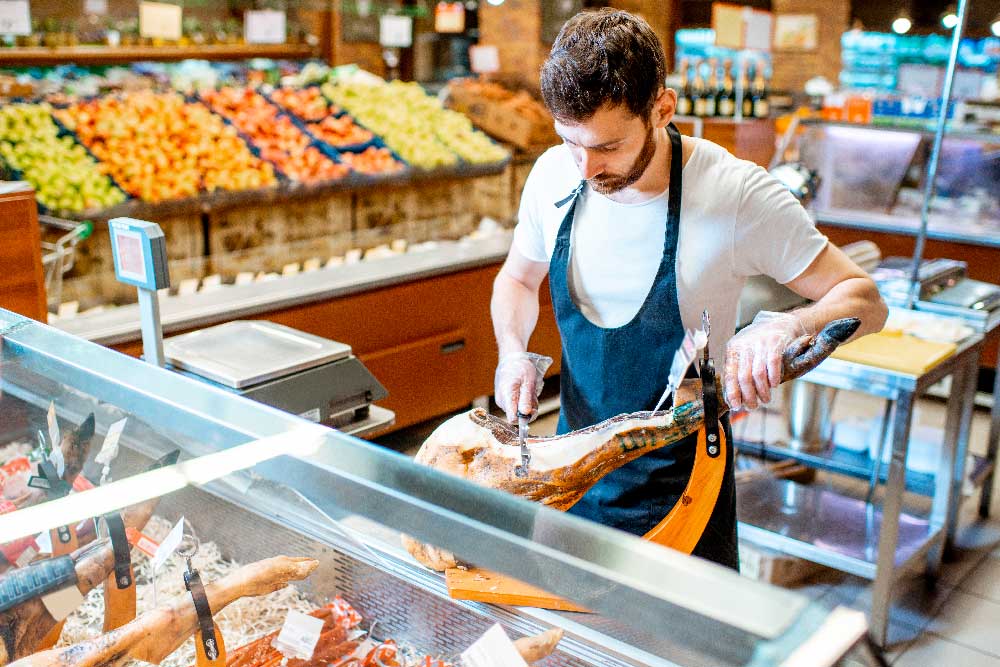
xmin=738 ymin=330 xmax=984 ymax=648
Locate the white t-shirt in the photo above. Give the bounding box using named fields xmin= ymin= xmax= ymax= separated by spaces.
xmin=513 ymin=137 xmax=829 ymax=363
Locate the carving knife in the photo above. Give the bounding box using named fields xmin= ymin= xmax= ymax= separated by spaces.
xmin=515 ymin=411 xmax=530 ymax=477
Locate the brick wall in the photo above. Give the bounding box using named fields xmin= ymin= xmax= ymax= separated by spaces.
xmin=771 ymin=0 xmax=850 ymax=91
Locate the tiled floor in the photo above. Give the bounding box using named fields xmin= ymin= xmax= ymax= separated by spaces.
xmin=380 ymin=389 xmax=1000 ymax=665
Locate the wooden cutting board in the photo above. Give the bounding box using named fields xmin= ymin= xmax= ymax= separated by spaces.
xmin=445 ymin=568 xmax=590 ymax=612
xmin=830 ymin=329 xmax=956 ymax=375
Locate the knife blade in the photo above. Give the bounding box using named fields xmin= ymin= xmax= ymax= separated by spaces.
xmin=515 ymin=412 xmax=530 ymax=476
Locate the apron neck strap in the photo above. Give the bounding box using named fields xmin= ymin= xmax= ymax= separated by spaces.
xmin=554 ymin=180 xmax=586 ymax=209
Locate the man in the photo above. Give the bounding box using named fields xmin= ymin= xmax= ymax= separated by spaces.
xmin=491 ymin=9 xmax=887 ymax=569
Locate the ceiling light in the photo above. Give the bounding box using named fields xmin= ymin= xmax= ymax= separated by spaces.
xmin=486 ymin=0 xmax=505 ymax=5
xmin=991 ymin=13 xmax=1000 ymax=37
xmin=892 ymin=15 xmax=912 ymax=34
xmin=940 ymin=6 xmax=958 ymax=29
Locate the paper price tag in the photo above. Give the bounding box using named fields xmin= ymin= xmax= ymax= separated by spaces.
xmin=41 ymin=585 xmax=85 ymax=622
xmin=245 ymin=10 xmax=286 ymax=44
xmin=469 ymin=45 xmax=500 ymax=74
xmin=151 ymin=517 xmax=185 ymax=571
xmin=36 ymin=530 xmax=52 ymax=554
xmin=96 ymin=418 xmax=127 ymax=467
xmin=0 ymin=0 xmax=31 ymax=36
xmin=139 ymin=1 xmax=182 ymax=40
xmin=272 ymin=610 xmax=324 ymax=660
xmin=47 ymin=403 xmax=61 ymax=452
xmin=461 ymin=624 xmax=528 ymax=667
xmin=84 ymin=0 xmax=108 ymax=15
xmin=126 ymin=527 xmax=160 ymax=559
xmin=379 ymin=14 xmax=413 ymax=48
xmin=72 ymin=475 xmax=95 ymax=492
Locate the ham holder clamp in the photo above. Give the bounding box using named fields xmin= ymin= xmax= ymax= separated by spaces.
xmin=404 ymin=317 xmax=862 ymax=609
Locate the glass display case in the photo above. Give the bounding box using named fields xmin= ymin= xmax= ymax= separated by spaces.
xmin=784 ymin=119 xmax=1000 ymax=247
xmin=0 ymin=308 xmax=876 ymax=667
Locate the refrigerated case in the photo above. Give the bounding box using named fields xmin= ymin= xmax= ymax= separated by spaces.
xmin=0 ymin=307 xmax=877 ymax=667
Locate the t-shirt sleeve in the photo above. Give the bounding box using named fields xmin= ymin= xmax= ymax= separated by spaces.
xmin=511 ymin=160 xmax=549 ymax=263
xmin=732 ymin=164 xmax=829 ymax=284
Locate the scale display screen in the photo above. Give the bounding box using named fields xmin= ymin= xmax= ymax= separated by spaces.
xmin=108 ymin=218 xmax=170 ymax=291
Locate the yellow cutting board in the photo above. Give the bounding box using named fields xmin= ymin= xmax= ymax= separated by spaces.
xmin=830 ymin=329 xmax=956 ymax=375
xmin=445 ymin=568 xmax=590 ymax=612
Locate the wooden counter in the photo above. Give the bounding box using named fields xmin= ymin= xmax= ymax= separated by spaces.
xmin=0 ymin=187 xmax=46 ymax=322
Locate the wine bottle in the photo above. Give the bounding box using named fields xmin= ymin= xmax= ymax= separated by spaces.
xmin=740 ymin=63 xmax=753 ymax=118
xmin=692 ymin=62 xmax=707 ymax=118
xmin=704 ymin=58 xmax=719 ymax=117
xmin=676 ymin=58 xmax=692 ymax=116
xmin=752 ymin=65 xmax=770 ymax=118
xmin=717 ymin=58 xmax=735 ymax=118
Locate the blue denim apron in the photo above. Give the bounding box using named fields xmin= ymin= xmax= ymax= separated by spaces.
xmin=550 ymin=124 xmax=738 ymax=568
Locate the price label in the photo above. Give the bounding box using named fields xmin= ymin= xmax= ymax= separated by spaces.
xmin=434 ymin=1 xmax=465 ymax=33
xmin=72 ymin=474 xmax=95 ymax=492
xmin=139 ymin=1 xmax=182 ymax=41
xmin=244 ymin=10 xmax=286 ymax=44
xmin=0 ymin=0 xmax=30 ymax=36
xmin=96 ymin=418 xmax=127 ymax=467
xmin=272 ymin=610 xmax=324 ymax=660
xmin=84 ymin=0 xmax=108 ymax=15
xmin=379 ymin=14 xmax=412 ymax=48
xmin=469 ymin=45 xmax=500 ymax=74
xmin=126 ymin=527 xmax=160 ymax=559
xmin=151 ymin=516 xmax=185 ymax=571
xmin=461 ymin=624 xmax=528 ymax=667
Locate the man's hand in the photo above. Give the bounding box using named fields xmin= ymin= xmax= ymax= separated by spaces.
xmin=495 ymin=352 xmax=553 ymax=423
xmin=724 ymin=311 xmax=807 ymax=411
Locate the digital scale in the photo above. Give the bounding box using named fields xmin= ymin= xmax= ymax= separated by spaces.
xmin=872 ymin=256 xmax=1000 ymax=312
xmin=109 ymin=218 xmax=390 ymax=433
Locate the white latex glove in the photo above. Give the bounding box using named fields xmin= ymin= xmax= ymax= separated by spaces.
xmin=724 ymin=311 xmax=808 ymax=411
xmin=494 ymin=352 xmax=553 ymax=423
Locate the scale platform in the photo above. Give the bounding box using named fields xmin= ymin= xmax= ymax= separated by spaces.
xmin=164 ymin=321 xmax=390 ymax=434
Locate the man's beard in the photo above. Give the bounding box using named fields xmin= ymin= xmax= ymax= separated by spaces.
xmin=589 ymin=124 xmax=657 ymax=195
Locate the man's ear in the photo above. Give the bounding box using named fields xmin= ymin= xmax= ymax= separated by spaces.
xmin=652 ymin=86 xmax=676 ymax=129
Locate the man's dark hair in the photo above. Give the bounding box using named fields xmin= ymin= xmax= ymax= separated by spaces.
xmin=540 ymin=9 xmax=666 ymax=123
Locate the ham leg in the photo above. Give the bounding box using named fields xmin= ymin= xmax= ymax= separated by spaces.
xmin=7 ymin=556 xmax=318 ymax=667
xmin=0 ymin=498 xmax=159 ymax=663
xmin=2 ymin=415 xmax=95 ymax=508
xmin=404 ymin=318 xmax=859 ymax=570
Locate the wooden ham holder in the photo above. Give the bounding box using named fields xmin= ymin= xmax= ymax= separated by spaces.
xmin=446 ymin=357 xmax=728 ymax=612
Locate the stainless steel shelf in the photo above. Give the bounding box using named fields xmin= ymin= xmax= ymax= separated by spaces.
xmin=735 ymin=439 xmax=994 ymax=498
xmin=737 ymin=477 xmax=940 ymax=580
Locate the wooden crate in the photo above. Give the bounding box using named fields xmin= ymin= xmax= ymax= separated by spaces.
xmin=208 ymin=192 xmax=352 ymax=256
xmin=739 ymin=542 xmax=829 ymax=587
xmin=510 ymin=162 xmax=533 ymax=219
xmin=354 ymin=187 xmax=410 ymax=230
xmin=471 ymin=168 xmax=515 ymax=222
xmin=404 ymin=179 xmax=461 ymax=222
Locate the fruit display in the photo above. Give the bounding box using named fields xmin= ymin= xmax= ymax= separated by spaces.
xmin=0 ymin=103 xmax=126 ymax=212
xmin=322 ymin=80 xmax=509 ymax=168
xmin=55 ymin=92 xmax=275 ymax=202
xmin=200 ymin=86 xmax=348 ymax=184
xmin=306 ymin=115 xmax=374 ymax=147
xmin=447 ymin=78 xmax=559 ymax=149
xmin=338 ymin=146 xmax=404 ymax=175
xmin=269 ymin=86 xmax=340 ymax=121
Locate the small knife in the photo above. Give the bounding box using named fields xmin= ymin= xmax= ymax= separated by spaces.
xmin=515 ymin=411 xmax=530 ymax=477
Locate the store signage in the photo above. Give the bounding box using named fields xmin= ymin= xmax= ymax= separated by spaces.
xmin=139 ymin=1 xmax=182 ymax=41
xmin=469 ymin=45 xmax=500 ymax=74
xmin=434 ymin=2 xmax=465 ymax=33
xmin=244 ymin=9 xmax=286 ymax=45
xmin=0 ymin=0 xmax=31 ymax=36
xmin=84 ymin=0 xmax=108 ymax=15
xmin=712 ymin=3 xmax=772 ymax=51
xmin=379 ymin=14 xmax=413 ymax=48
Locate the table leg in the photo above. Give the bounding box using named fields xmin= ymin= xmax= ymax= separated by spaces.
xmin=943 ymin=356 xmax=980 ymax=556
xmin=981 ymin=349 xmax=1000 ymax=518
xmin=870 ymin=390 xmax=913 ymax=648
xmin=929 ymin=360 xmax=970 ymax=571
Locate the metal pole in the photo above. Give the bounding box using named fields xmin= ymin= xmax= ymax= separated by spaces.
xmin=906 ymin=0 xmax=969 ymax=309
xmin=137 ymin=288 xmax=165 ymax=367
